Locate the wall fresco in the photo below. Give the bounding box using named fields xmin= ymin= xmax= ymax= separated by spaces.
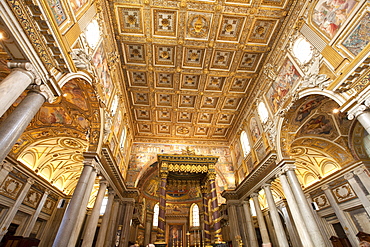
xmin=250 ymin=116 xmax=261 ymax=143
xmin=46 ymin=0 xmax=67 ymax=26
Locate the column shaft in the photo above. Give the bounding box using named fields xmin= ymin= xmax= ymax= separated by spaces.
xmin=209 ymin=176 xmax=222 ymax=242
xmin=345 ymin=173 xmax=370 ymax=216
xmin=0 ymin=178 xmax=34 ymax=241
xmin=262 ymin=184 xmax=289 ymax=247
xmin=22 ymin=190 xmax=49 ymax=237
xmin=81 ymin=180 xmax=108 ymax=247
xmin=285 ymin=168 xmax=326 ymax=246
xmin=0 ymin=90 xmax=47 ymax=163
xmin=202 ymin=190 xmax=211 ymax=245
xmin=278 ymin=173 xmax=313 ymax=247
xmin=322 ymin=186 xmax=359 ymax=246
xmin=242 ymin=200 xmax=258 ymax=247
xmin=0 ymin=64 xmax=36 ymax=118
xmin=69 ymin=168 xmax=98 ymax=246
xmin=227 ymin=202 xmax=241 ymax=247
xmin=156 ymin=172 xmax=167 ymax=243
xmin=357 ymin=111 xmax=370 ymax=135
xmin=119 ymin=201 xmax=135 ymax=247
xmin=95 ymin=189 xmax=115 ymax=246
xmin=354 ymin=168 xmax=370 ymax=194
xmin=52 ymin=162 xmax=94 ymax=247
xmin=105 ymin=198 xmax=121 ymax=247
xmin=251 ymin=193 xmax=271 ymax=247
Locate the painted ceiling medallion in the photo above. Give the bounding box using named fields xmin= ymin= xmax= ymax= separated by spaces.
xmin=188 ymin=15 xmax=209 ymax=38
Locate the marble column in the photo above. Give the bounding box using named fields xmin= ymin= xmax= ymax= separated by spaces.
xmin=81 ymin=180 xmax=108 ymax=247
xmin=354 ymin=168 xmax=370 ymax=194
xmin=322 ymin=185 xmax=359 ymax=246
xmin=0 ymin=161 xmax=13 ymax=185
xmin=96 ymin=188 xmax=116 ymax=247
xmin=201 ymin=185 xmax=211 ymax=245
xmin=0 ymin=86 xmax=51 ymax=163
xmin=208 ymin=173 xmax=222 ymax=243
xmin=242 ymin=200 xmax=258 ymax=247
xmin=227 ymin=201 xmax=241 ymax=247
xmin=277 ymin=172 xmax=313 ymax=247
xmin=348 ymin=105 xmax=370 ymax=135
xmin=251 ymin=193 xmax=271 ymax=247
xmin=119 ymin=200 xmax=135 ymax=247
xmin=22 ymin=190 xmax=49 ymax=237
xmin=0 ymin=62 xmax=40 ymax=118
xmin=0 ymin=178 xmax=34 ymax=241
xmin=345 ymin=173 xmax=370 ymax=216
xmin=69 ymin=166 xmax=98 ymax=246
xmin=285 ymin=165 xmax=326 ymax=246
xmin=262 ymin=184 xmax=289 ymax=247
xmin=105 ymin=198 xmax=121 ymax=247
xmin=144 ymin=212 xmax=153 ymax=246
xmin=156 ymin=171 xmax=168 ymax=243
xmin=52 ymin=159 xmax=96 ymax=247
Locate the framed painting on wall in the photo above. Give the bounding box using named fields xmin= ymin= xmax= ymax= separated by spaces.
xmin=168 ymin=224 xmax=183 ymax=247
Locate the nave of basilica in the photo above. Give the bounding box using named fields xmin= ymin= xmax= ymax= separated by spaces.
xmin=0 ymin=0 xmax=370 ymax=246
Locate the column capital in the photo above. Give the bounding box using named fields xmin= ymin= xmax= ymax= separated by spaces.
xmin=276 ymin=170 xmax=286 ymax=178
xmin=108 ymin=188 xmax=116 ymax=196
xmin=27 ymin=178 xmax=35 ymax=185
xmin=282 ymin=163 xmax=296 ymax=173
xmin=261 ymin=183 xmax=272 ymax=189
xmin=99 ymin=180 xmax=109 ymax=187
xmin=347 ymin=104 xmax=367 ymax=120
xmin=250 ymin=193 xmax=259 ymax=198
xmin=344 ymin=172 xmax=354 ymax=180
xmin=1 ymin=161 xmax=14 ymax=173
xmin=7 ymin=62 xmax=42 ymax=85
xmin=321 ymin=184 xmax=330 ymax=191
xmin=28 ymin=84 xmax=56 ymax=103
xmin=353 ymin=167 xmax=367 ymax=176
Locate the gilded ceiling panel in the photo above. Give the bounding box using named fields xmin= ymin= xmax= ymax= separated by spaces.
xmin=112 ymin=0 xmax=291 ymax=142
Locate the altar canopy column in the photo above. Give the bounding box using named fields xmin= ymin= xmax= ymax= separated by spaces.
xmin=208 ymin=173 xmax=222 ymax=242
xmin=262 ymin=183 xmax=289 ymax=247
xmin=156 ymin=168 xmax=168 ymax=243
xmin=251 ymin=193 xmax=271 ymax=247
xmin=201 ymin=185 xmax=211 ymax=245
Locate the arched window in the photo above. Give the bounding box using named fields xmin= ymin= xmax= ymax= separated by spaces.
xmin=190 ymin=203 xmax=200 ymax=227
xmin=240 ymin=131 xmax=251 ymax=157
xmin=153 ymin=203 xmax=159 ymax=227
xmin=292 ymin=37 xmax=313 ymax=64
xmin=258 ymin=101 xmax=269 ymax=124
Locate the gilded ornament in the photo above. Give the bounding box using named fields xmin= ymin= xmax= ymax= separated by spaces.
xmin=188 ymin=15 xmax=209 ymax=38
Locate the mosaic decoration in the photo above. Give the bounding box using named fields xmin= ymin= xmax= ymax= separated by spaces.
xmin=69 ymin=0 xmax=88 ymax=13
xmin=217 ymin=15 xmax=245 ymax=41
xmin=342 ymin=12 xmax=370 ymax=56
xmin=248 ymin=19 xmax=277 ymax=43
xmin=238 ymin=52 xmax=262 ymax=71
xmin=154 ymin=45 xmax=176 ymax=65
xmin=250 ymin=117 xmax=261 ymax=143
xmin=46 ymin=0 xmax=67 ymax=25
xmin=183 ymin=48 xmax=206 ymax=67
xmin=266 ymin=58 xmax=301 ymax=113
xmin=124 ymin=44 xmax=146 ymax=64
xmin=312 ymin=0 xmax=358 ymax=38
xmin=154 ymin=9 xmax=177 ymax=37
xmin=118 ymin=7 xmax=143 ymax=34
xmin=187 ymin=13 xmax=211 ymax=39
xmin=211 ymin=50 xmax=234 ymax=70
xmin=92 ymin=43 xmax=113 ymax=104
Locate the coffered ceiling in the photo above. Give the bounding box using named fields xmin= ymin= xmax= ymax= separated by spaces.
xmin=111 ymin=0 xmax=290 ymax=142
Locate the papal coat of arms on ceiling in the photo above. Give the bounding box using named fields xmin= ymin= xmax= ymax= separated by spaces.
xmin=187 ymin=14 xmax=210 ymax=38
